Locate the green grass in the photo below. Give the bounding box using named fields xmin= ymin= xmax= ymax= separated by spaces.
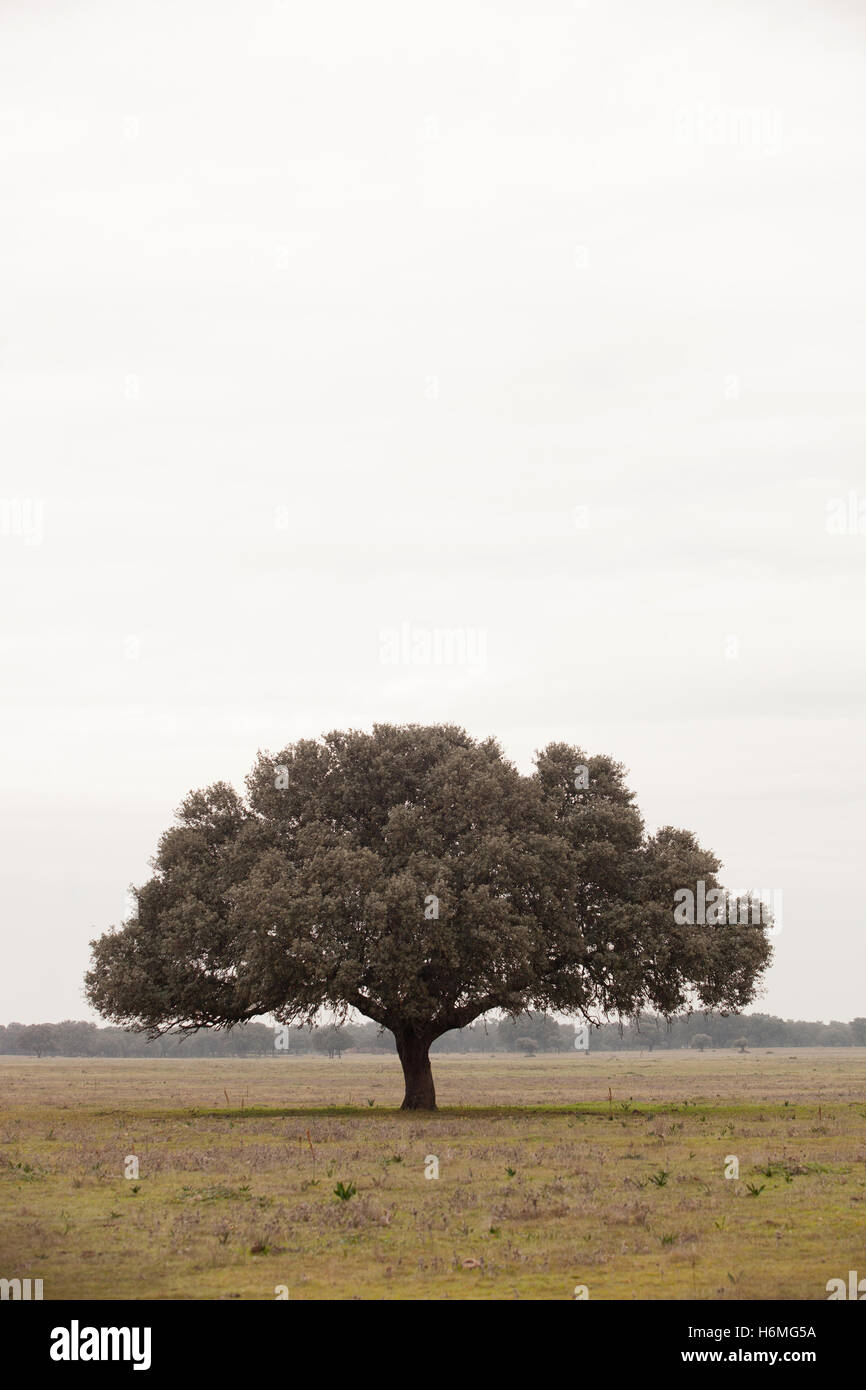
xmin=1 ymin=1050 xmax=863 ymax=1300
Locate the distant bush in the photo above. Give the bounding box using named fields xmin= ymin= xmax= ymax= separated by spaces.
xmin=312 ymin=1026 xmax=355 ymax=1059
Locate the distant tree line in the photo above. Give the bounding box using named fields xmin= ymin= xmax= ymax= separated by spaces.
xmin=1 ymin=1012 xmax=864 ymax=1058
xmin=592 ymin=1012 xmax=866 ymax=1051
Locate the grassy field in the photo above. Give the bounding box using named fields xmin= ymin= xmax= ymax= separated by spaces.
xmin=1 ymin=1049 xmax=864 ymax=1300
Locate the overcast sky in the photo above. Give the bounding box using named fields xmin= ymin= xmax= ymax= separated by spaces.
xmin=1 ymin=0 xmax=864 ymax=1026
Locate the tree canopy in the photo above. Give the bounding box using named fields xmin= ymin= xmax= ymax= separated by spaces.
xmin=85 ymin=723 xmax=772 ymax=1107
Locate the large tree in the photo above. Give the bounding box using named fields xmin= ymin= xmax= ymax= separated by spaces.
xmin=85 ymin=724 xmax=772 ymax=1108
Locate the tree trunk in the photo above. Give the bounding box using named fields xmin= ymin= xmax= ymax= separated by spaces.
xmin=395 ymin=1029 xmax=437 ymax=1110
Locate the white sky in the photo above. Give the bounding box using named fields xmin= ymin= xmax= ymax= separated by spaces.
xmin=1 ymin=0 xmax=864 ymax=1025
